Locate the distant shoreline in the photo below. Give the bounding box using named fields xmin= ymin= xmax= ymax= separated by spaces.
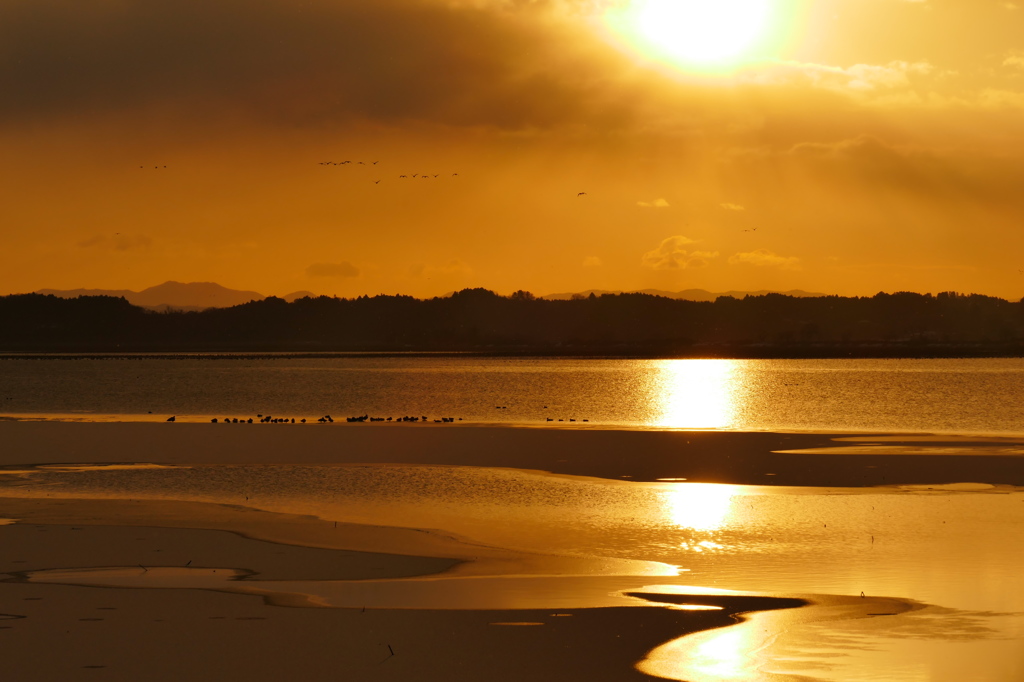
xmin=4 ymin=289 xmax=1023 ymax=357
xmin=1 ymin=346 xmax=1023 ymax=359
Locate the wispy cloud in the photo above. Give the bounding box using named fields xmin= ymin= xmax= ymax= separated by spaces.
xmin=637 ymin=198 xmax=670 ymax=208
xmin=728 ymin=249 xmax=801 ymax=270
xmin=642 ymin=236 xmax=718 ymax=270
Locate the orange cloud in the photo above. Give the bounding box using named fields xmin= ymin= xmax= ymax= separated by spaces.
xmin=728 ymin=249 xmax=801 ymax=270
xmin=642 ymin=236 xmax=719 ymax=270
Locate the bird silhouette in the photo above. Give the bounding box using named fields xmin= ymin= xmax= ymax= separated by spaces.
xmin=577 ymin=192 xmax=587 ymax=197
xmin=374 ymin=180 xmax=381 ymax=184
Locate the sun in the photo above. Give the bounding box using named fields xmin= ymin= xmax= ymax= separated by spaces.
xmin=605 ymin=0 xmax=779 ymax=71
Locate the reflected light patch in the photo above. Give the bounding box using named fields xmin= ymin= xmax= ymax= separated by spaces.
xmin=652 ymin=359 xmax=739 ymax=429
xmin=663 ymin=483 xmax=737 ymax=532
xmin=638 ymin=615 xmax=768 ymax=682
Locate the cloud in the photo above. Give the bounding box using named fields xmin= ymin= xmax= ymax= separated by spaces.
xmin=728 ymin=249 xmax=801 ymax=270
xmin=582 ymin=256 xmax=603 ymax=267
xmin=1004 ymin=52 xmax=1024 ymax=69
xmin=0 ymin=0 xmax=657 ymax=132
xmin=77 ymin=234 xmax=152 ymax=251
xmin=306 ymin=261 xmax=360 ymax=278
xmin=741 ymin=59 xmax=940 ymax=97
xmin=788 ymin=134 xmax=904 ymax=161
xmin=637 ymin=198 xmax=670 ymax=208
xmin=642 ymin=236 xmax=718 ymax=270
xmin=720 ymin=203 xmax=745 ymax=211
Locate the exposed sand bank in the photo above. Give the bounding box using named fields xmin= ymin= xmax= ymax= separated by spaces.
xmin=3 ymin=421 xmax=1024 ymax=486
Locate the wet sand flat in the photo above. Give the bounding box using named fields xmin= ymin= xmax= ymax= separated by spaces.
xmin=2 ymin=421 xmax=1024 ymax=681
xmin=4 ymin=420 xmax=1024 ymax=486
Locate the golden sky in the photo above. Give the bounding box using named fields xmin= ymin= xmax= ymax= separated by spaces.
xmin=3 ymin=0 xmax=1024 ymax=300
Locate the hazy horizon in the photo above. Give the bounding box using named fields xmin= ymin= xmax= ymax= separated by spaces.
xmin=15 ymin=278 xmax=1022 ymax=305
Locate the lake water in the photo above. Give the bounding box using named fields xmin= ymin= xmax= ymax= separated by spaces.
xmin=2 ymin=355 xmax=1023 ymax=433
xmin=3 ymin=354 xmax=1024 ymax=680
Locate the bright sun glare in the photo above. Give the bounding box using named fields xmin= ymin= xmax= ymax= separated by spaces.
xmin=607 ymin=0 xmax=777 ymax=70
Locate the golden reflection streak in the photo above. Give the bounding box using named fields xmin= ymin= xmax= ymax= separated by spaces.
xmin=637 ymin=608 xmax=794 ymax=682
xmin=640 ymin=623 xmax=756 ymax=681
xmin=662 ymin=483 xmax=738 ymax=533
xmin=650 ymin=359 xmax=740 ymax=429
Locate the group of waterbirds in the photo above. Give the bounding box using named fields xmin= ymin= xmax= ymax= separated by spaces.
xmin=166 ymin=413 xmax=462 ymax=424
xmin=166 ymin=412 xmax=587 ymax=423
xmin=346 ymin=414 xmax=460 ymax=423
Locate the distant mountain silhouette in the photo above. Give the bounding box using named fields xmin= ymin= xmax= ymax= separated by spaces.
xmin=542 ymin=288 xmax=826 ymax=301
xmin=282 ymin=290 xmax=317 ymax=302
xmin=36 ymin=281 xmax=265 ymax=310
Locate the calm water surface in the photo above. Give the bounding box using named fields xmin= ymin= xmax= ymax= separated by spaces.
xmin=2 ymin=355 xmax=1023 ymax=433
xmin=3 ymin=355 xmax=1024 ymax=680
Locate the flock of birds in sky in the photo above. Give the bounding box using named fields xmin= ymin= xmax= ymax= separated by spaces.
xmin=133 ymin=160 xmax=774 ymax=226
xmin=318 ymin=159 xmax=462 ymax=185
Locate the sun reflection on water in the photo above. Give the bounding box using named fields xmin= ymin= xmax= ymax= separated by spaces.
xmin=651 ymin=359 xmax=741 ymax=429
xmin=662 ymin=483 xmax=738 ymax=532
xmin=638 ymin=609 xmax=783 ymax=682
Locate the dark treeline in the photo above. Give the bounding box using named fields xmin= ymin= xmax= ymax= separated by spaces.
xmin=2 ymin=288 xmax=1024 ymax=357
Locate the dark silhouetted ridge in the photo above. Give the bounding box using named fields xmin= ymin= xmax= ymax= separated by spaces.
xmin=1 ymin=289 xmax=1023 ymax=356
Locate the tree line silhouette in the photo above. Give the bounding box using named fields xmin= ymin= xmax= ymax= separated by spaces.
xmin=2 ymin=288 xmax=1023 ymax=356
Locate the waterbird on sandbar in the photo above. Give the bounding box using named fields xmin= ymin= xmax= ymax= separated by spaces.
xmin=166 ymin=416 xmax=176 ymax=422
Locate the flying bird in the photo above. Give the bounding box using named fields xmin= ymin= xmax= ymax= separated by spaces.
xmin=577 ymin=192 xmax=587 ymax=197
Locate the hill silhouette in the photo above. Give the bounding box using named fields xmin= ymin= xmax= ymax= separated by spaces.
xmin=2 ymin=288 xmax=1022 ymax=356
xmin=35 ymin=281 xmax=264 ymax=310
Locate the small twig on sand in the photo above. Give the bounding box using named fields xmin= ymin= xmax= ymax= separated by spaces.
xmin=139 ymin=564 xmax=148 ymax=573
